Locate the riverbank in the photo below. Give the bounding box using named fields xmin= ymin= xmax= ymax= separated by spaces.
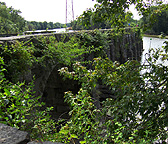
xmin=143 ymin=34 xmax=168 ymax=39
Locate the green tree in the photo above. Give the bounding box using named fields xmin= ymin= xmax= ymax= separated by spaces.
xmin=1 ymin=0 xmax=168 ymax=143
xmin=0 ymin=56 xmax=57 ymax=141
xmin=56 ymin=0 xmax=168 ymax=143
xmin=0 ymin=2 xmax=26 ymax=34
xmin=26 ymin=21 xmax=66 ymax=31
xmin=140 ymin=4 xmax=168 ymax=35
xmin=48 ymin=22 xmax=54 ymax=29
xmin=59 ymin=46 xmax=168 ymax=143
xmin=74 ymin=0 xmax=166 ymax=30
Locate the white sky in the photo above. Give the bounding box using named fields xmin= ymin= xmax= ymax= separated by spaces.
xmin=2 ymin=0 xmax=140 ymax=24
xmin=2 ymin=0 xmax=97 ymax=23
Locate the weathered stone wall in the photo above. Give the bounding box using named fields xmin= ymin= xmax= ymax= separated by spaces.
xmin=41 ymin=28 xmax=143 ymax=119
xmin=0 ymin=28 xmax=143 ymax=120
xmin=80 ymin=28 xmax=143 ymax=64
xmin=42 ymin=65 xmax=80 ymax=119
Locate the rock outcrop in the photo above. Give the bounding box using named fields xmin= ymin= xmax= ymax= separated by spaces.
xmin=0 ymin=123 xmax=29 ymax=144
xmin=0 ymin=123 xmax=63 ymax=144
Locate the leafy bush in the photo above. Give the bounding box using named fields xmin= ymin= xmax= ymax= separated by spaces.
xmin=58 ymin=44 xmax=168 ymax=143
xmin=2 ymin=27 xmax=166 ymax=143
xmin=0 ymin=56 xmax=57 ymax=141
xmin=0 ymin=30 xmax=114 ymax=142
xmin=0 ymin=29 xmax=112 ymax=82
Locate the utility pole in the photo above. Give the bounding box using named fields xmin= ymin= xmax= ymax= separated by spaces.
xmin=66 ymin=0 xmax=74 ymax=24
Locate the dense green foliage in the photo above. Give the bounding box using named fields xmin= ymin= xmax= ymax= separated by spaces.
xmin=0 ymin=28 xmax=141 ymax=142
xmin=1 ymin=0 xmax=168 ymax=34
xmin=0 ymin=0 xmax=168 ymax=143
xmin=72 ymin=0 xmax=168 ymax=31
xmin=139 ymin=4 xmax=168 ymax=35
xmin=26 ymin=21 xmax=70 ymax=31
xmin=0 ymin=57 xmax=57 ymax=140
xmin=0 ymin=33 xmax=90 ymax=140
xmin=0 ymin=2 xmax=26 ymax=34
xmin=1 ymin=27 xmax=168 ymax=143
xmin=0 ymin=29 xmax=112 ymax=82
xmin=59 ymin=50 xmax=168 ymax=143
xmin=0 ymin=2 xmax=70 ymax=34
xmin=71 ymin=10 xmax=136 ymax=30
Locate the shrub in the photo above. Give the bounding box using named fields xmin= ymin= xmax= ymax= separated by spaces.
xmin=0 ymin=56 xmax=57 ymax=141
xmin=58 ymin=43 xmax=168 ymax=143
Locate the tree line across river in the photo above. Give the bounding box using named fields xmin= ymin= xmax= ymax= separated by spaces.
xmin=0 ymin=2 xmax=70 ymax=34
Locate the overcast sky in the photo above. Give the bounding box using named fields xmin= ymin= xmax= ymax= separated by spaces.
xmin=2 ymin=0 xmax=97 ymax=23
xmin=2 ymin=0 xmax=140 ymax=24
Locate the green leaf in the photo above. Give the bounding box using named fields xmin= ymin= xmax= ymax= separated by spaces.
xmin=59 ymin=130 xmax=69 ymax=135
xmin=4 ymin=89 xmax=11 ymax=96
xmin=80 ymin=141 xmax=86 ymax=144
xmin=24 ymin=95 xmax=29 ymax=99
xmin=71 ymin=134 xmax=78 ymax=139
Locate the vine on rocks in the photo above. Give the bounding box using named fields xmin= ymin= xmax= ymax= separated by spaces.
xmin=0 ymin=29 xmax=116 ymax=82
xmin=0 ymin=28 xmax=143 ymax=143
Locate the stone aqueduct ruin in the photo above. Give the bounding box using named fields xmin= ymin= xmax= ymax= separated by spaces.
xmin=0 ymin=28 xmax=143 ymax=119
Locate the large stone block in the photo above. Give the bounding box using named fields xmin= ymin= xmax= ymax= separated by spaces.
xmin=0 ymin=123 xmax=30 ymax=144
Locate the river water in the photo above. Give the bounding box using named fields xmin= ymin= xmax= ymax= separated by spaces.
xmin=141 ymin=37 xmax=168 ymax=143
xmin=142 ymin=36 xmax=168 ymax=65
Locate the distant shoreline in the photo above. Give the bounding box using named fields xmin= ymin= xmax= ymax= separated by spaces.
xmin=143 ymin=34 xmax=168 ymax=39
